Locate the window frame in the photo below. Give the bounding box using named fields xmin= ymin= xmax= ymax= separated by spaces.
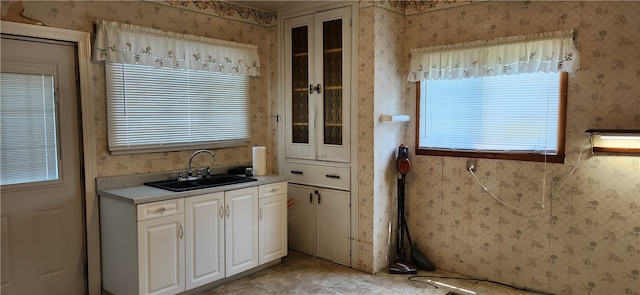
xmin=415 ymin=72 xmax=568 ymax=163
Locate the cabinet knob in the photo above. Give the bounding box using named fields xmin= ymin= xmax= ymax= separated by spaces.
xmin=325 ymin=174 xmax=341 ymax=179
xmin=158 ymin=207 xmax=166 ymax=213
xmin=291 ymin=170 xmax=303 ymax=175
xmin=308 ymin=84 xmax=322 ymax=94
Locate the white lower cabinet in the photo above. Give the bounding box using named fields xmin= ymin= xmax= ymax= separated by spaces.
xmin=259 ymin=182 xmax=288 ymax=264
xmin=185 ymin=192 xmax=225 ymax=289
xmin=224 ymin=187 xmax=259 ymax=276
xmin=316 ymin=188 xmax=350 ymax=265
xmin=287 ymin=184 xmax=350 ymax=266
xmin=138 ymin=212 xmax=185 ymax=295
xmin=287 ymin=185 xmax=316 ymax=256
xmin=100 ymin=181 xmax=287 ymax=295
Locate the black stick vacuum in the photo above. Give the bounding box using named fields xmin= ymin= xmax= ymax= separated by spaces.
xmin=389 ymin=144 xmax=418 ymax=274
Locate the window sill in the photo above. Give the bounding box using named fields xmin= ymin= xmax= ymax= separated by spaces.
xmin=109 ymin=140 xmax=249 ymax=155
xmin=416 ymin=148 xmax=565 ymax=163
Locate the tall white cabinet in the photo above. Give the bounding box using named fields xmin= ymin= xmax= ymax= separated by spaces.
xmin=281 ymin=4 xmax=356 ymax=267
xmin=284 ymin=6 xmax=352 ymax=163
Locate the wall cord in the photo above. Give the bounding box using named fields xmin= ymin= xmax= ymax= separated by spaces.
xmin=468 ymin=135 xmax=591 ymax=215
xmin=408 ymin=275 xmax=554 ymax=295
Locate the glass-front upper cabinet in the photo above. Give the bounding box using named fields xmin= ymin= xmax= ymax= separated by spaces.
xmin=284 ymin=6 xmax=351 ymax=163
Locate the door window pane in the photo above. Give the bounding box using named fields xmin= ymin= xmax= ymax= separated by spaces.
xmin=1 ymin=73 xmax=59 ymax=185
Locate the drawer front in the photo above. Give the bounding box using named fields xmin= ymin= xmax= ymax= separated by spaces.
xmin=259 ymin=181 xmax=288 ymax=198
xmin=285 ymin=163 xmax=350 ymax=190
xmin=137 ymin=198 xmax=184 ymax=221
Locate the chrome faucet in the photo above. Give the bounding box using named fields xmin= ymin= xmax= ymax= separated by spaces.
xmin=187 ymin=149 xmax=216 ymax=180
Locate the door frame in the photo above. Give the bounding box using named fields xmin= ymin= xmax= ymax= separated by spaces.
xmin=1 ymin=21 xmax=99 ymax=294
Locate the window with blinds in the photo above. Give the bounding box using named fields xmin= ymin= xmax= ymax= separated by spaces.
xmin=417 ymin=71 xmax=567 ymax=163
xmin=106 ymin=63 xmax=250 ymax=154
xmin=1 ymin=73 xmax=59 ymax=185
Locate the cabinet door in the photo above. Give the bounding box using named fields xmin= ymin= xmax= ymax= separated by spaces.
xmin=287 ymin=184 xmax=316 ymax=256
xmin=284 ymin=14 xmax=316 ymax=161
xmin=316 ymin=188 xmax=350 ymax=266
xmin=284 ymin=6 xmax=351 ymax=163
xmin=137 ymin=214 xmax=185 ymax=295
xmin=185 ymin=193 xmax=225 ymax=289
xmin=259 ymin=194 xmax=287 ymax=264
xmin=224 ymin=187 xmax=259 ymax=276
xmin=313 ymin=6 xmax=351 ymax=163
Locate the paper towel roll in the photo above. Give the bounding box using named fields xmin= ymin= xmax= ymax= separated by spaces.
xmin=252 ymin=146 xmax=266 ymax=176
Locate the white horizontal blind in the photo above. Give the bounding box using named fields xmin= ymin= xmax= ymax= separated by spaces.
xmin=419 ymin=72 xmax=560 ymax=154
xmin=1 ymin=73 xmax=59 ymax=185
xmin=106 ymin=63 xmax=249 ymax=153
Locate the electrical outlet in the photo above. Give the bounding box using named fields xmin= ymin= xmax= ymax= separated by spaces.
xmin=466 ymin=159 xmax=477 ymax=172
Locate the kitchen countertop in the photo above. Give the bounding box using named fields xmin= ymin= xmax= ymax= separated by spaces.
xmin=98 ymin=175 xmax=288 ymax=204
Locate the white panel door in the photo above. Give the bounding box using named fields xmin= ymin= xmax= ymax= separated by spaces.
xmin=137 ymin=214 xmax=185 ymax=295
xmin=185 ymin=193 xmax=225 ymax=289
xmin=225 ymin=187 xmax=258 ymax=276
xmin=287 ymin=184 xmax=316 ymax=256
xmin=316 ymin=188 xmax=350 ymax=266
xmin=1 ymin=36 xmax=85 ymax=294
xmin=259 ymin=194 xmax=287 ymax=264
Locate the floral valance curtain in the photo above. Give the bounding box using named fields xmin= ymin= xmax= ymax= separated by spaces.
xmin=93 ymin=20 xmax=260 ymax=76
xmin=408 ymin=30 xmax=579 ymax=81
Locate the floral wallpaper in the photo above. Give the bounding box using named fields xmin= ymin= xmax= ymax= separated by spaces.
xmin=358 ymin=4 xmax=410 ymax=274
xmin=357 ymin=6 xmax=376 ymax=273
xmin=1 ymin=0 xmax=279 ymax=178
xmin=3 ymin=1 xmax=638 ymax=295
xmin=397 ymin=1 xmax=639 ymax=294
xmin=152 ymin=0 xmax=278 ymax=26
xmin=360 ymin=0 xmax=485 ymax=15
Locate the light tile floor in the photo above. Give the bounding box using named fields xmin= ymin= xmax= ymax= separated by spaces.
xmin=201 ymin=251 xmax=546 ymax=295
